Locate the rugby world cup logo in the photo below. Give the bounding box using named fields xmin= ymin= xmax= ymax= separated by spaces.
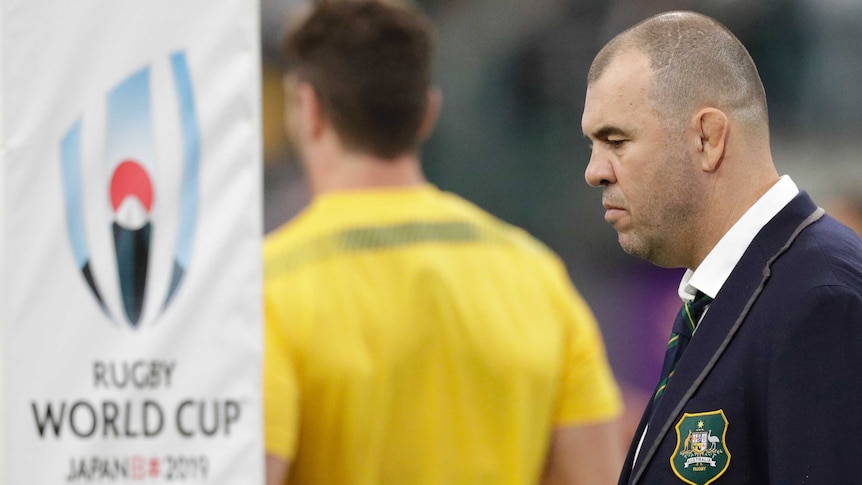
xmin=60 ymin=51 xmax=199 ymax=328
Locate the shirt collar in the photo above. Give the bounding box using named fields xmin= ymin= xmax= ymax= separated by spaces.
xmin=678 ymin=175 xmax=799 ymax=302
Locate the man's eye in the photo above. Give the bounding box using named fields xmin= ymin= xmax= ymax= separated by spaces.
xmin=608 ymin=139 xmax=626 ymax=149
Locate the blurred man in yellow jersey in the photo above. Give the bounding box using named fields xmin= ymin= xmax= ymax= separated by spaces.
xmin=264 ymin=2 xmax=623 ymax=484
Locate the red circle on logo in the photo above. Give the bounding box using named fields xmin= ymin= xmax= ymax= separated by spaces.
xmin=109 ymin=160 xmax=153 ymax=212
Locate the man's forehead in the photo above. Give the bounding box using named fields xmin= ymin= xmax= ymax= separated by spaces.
xmin=583 ymin=50 xmax=652 ymax=119
xmin=593 ymin=48 xmax=651 ymax=90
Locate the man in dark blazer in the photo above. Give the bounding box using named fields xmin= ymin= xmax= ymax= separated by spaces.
xmin=582 ymin=11 xmax=862 ymax=485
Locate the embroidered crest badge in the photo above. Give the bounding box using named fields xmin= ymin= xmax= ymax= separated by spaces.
xmin=671 ymin=410 xmax=731 ymax=484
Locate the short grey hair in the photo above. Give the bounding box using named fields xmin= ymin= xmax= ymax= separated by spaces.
xmin=589 ymin=11 xmax=769 ymax=135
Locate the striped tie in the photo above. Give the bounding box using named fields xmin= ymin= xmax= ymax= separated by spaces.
xmin=653 ymin=292 xmax=713 ymax=403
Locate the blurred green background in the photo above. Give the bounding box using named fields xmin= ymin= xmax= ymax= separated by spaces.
xmin=258 ymin=0 xmax=862 ymax=429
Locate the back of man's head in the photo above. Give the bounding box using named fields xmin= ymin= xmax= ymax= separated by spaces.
xmin=283 ymin=0 xmax=434 ymax=159
xmin=590 ymin=11 xmax=769 ymax=140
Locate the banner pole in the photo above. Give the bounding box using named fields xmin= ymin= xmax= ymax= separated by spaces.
xmin=0 ymin=2 xmax=6 ymax=481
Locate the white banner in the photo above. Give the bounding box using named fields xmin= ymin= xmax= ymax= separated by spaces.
xmin=1 ymin=1 xmax=263 ymax=483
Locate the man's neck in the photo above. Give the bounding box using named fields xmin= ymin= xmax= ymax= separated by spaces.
xmin=686 ymin=146 xmax=780 ymax=270
xmin=306 ymin=149 xmax=427 ymax=197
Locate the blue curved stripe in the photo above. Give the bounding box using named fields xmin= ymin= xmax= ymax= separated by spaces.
xmin=106 ymin=67 xmax=156 ymax=173
xmin=60 ymin=120 xmax=88 ymax=267
xmin=61 ymin=120 xmax=110 ymax=316
xmin=163 ymin=51 xmax=200 ymax=308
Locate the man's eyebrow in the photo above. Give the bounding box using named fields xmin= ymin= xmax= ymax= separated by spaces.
xmin=585 ymin=125 xmax=627 ymax=140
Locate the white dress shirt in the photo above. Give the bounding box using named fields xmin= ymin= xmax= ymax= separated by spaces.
xmin=678 ymin=175 xmax=799 ymax=304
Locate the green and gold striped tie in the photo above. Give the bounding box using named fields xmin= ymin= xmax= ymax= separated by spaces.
xmin=653 ymin=292 xmax=713 ymax=403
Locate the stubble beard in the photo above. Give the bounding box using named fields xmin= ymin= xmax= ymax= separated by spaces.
xmin=617 ymin=150 xmax=701 ymax=269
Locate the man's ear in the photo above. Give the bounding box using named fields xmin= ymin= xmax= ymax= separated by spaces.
xmin=417 ymin=88 xmax=442 ymax=142
xmin=296 ymin=81 xmax=324 ymax=140
xmin=693 ymin=108 xmax=728 ymax=173
xmin=282 ymin=75 xmax=302 ymax=151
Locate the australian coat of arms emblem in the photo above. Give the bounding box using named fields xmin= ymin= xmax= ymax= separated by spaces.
xmin=671 ymin=410 xmax=731 ymax=484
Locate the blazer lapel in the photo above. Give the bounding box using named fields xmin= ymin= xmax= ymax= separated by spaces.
xmin=618 ymin=397 xmax=653 ymax=484
xmin=628 ymin=193 xmax=821 ymax=483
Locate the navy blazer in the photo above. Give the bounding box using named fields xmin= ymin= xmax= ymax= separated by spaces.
xmin=620 ymin=192 xmax=862 ymax=484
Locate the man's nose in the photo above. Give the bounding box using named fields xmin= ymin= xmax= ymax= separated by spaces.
xmin=585 ymin=147 xmax=615 ymax=187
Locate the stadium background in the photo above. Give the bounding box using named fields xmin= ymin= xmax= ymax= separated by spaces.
xmin=257 ymin=0 xmax=862 ymax=436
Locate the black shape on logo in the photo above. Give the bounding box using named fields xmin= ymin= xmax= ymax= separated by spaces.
xmin=113 ymin=222 xmax=151 ymax=326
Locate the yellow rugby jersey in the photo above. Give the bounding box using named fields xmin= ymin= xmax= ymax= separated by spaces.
xmin=264 ymin=184 xmax=621 ymax=485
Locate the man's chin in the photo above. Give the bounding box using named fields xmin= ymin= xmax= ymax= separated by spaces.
xmin=618 ymin=234 xmax=650 ymax=261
